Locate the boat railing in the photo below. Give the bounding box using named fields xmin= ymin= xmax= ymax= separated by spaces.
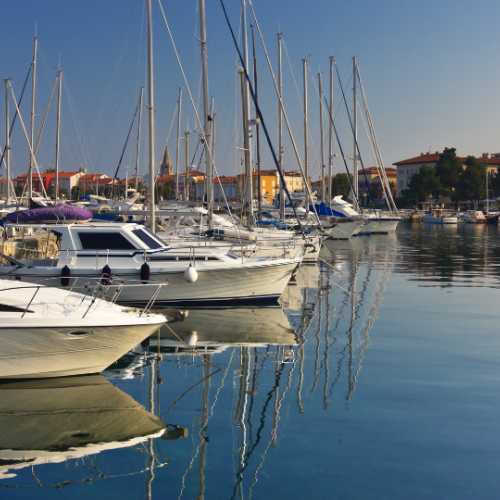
xmin=0 ymin=278 xmax=167 ymax=318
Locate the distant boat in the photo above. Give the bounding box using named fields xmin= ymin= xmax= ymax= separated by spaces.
xmin=422 ymin=211 xmax=458 ymax=224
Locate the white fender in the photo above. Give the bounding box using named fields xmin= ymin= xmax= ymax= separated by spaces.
xmin=183 ymin=265 xmax=198 ymax=283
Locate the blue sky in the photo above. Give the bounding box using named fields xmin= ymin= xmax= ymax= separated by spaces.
xmin=1 ymin=0 xmax=499 ymax=183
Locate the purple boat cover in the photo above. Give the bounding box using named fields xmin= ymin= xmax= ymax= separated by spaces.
xmin=6 ymin=204 xmax=92 ymax=223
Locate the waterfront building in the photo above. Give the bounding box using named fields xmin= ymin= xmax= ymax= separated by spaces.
xmin=394 ymin=152 xmax=500 ymax=197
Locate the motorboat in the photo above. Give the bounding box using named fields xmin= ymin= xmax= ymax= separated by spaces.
xmin=422 ymin=211 xmax=458 ymax=224
xmin=0 ymin=279 xmax=167 ymax=378
xmin=0 ymin=222 xmax=301 ymax=306
xmin=0 ymin=375 xmax=186 ymax=480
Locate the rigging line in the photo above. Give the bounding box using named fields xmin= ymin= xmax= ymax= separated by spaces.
xmin=8 ymin=83 xmax=49 ymax=200
xmin=157 ymin=0 xmax=246 ymax=246
xmin=70 ymin=0 xmax=141 ymax=168
xmin=333 ymin=60 xmax=377 ymax=212
xmin=0 ymin=63 xmax=33 ymax=171
xmin=356 ymin=65 xmax=398 ymax=214
xmin=319 ymin=66 xmax=363 ymax=213
xmin=33 ymin=73 xmax=58 ymax=159
xmin=231 ymin=0 xmax=320 ymax=233
xmin=246 ymin=1 xmax=323 ymax=227
xmin=154 ymin=100 xmax=178 ymax=182
xmin=112 ymin=96 xmax=141 ymax=181
xmin=64 ymin=78 xmax=94 ymax=172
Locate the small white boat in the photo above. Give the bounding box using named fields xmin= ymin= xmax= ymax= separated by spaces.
xmin=0 ymin=279 xmax=167 ymax=378
xmin=422 ymin=212 xmax=458 ymax=224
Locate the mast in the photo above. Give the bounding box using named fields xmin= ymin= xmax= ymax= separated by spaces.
xmin=134 ymin=86 xmax=144 ymax=191
xmin=302 ymin=59 xmax=309 ymax=219
xmin=185 ymin=131 xmax=190 ymax=201
xmin=55 ymin=68 xmax=62 ymax=202
xmin=328 ymin=56 xmax=334 ymax=205
xmin=352 ymin=56 xmax=358 ymax=212
xmin=251 ymin=23 xmax=262 ymax=220
xmin=210 ymin=96 xmax=216 ymax=201
xmin=4 ymin=79 xmax=10 ymax=204
xmin=278 ymin=32 xmax=285 ymax=222
xmin=199 ymin=0 xmax=213 ymax=229
xmin=29 ymin=33 xmax=38 ymax=199
xmin=241 ymin=0 xmax=253 ymax=228
xmin=318 ymin=72 xmax=325 ymax=203
xmin=146 ymin=0 xmax=156 ymax=232
xmin=175 ymin=86 xmax=182 ymax=199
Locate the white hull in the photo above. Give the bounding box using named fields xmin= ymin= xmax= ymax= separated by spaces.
xmin=422 ymin=214 xmax=458 ymax=224
xmin=0 ymin=323 xmax=162 ymax=378
xmin=357 ymin=219 xmax=400 ymax=234
xmin=8 ymin=260 xmax=299 ymax=306
xmin=325 ymin=221 xmax=361 ymax=239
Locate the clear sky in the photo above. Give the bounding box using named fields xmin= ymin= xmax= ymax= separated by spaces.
xmin=1 ymin=0 xmax=499 ymax=183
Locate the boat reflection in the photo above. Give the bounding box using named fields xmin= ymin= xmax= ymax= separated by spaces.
xmin=0 ymin=375 xmax=186 ymax=484
xmin=142 ymin=306 xmax=297 ymax=357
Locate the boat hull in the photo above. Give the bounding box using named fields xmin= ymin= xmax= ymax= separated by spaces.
xmin=357 ymin=219 xmax=400 ymax=234
xmin=8 ymin=260 xmax=299 ymax=306
xmin=325 ymin=221 xmax=360 ymax=239
xmin=0 ymin=323 xmax=160 ymax=379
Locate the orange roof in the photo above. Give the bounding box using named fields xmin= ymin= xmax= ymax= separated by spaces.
xmin=358 ymin=167 xmax=396 ymax=174
xmin=54 ymin=171 xmax=81 ymax=178
xmin=17 ymin=172 xmax=54 ymax=179
xmin=393 ymin=153 xmax=500 ymax=166
xmin=79 ymin=174 xmax=107 ymax=180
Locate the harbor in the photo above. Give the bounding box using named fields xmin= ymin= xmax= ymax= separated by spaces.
xmin=1 ymin=0 xmax=500 ymax=498
xmin=1 ymin=224 xmax=499 ymax=498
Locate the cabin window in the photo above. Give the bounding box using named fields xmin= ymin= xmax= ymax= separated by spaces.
xmin=78 ymin=232 xmax=136 ymax=250
xmin=132 ymin=228 xmax=165 ymax=249
xmin=0 ymin=304 xmax=33 ymax=313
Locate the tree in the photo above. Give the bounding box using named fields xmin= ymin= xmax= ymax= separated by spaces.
xmin=401 ymin=164 xmax=444 ymax=203
xmin=331 ymin=173 xmax=351 ymax=198
xmin=456 ymin=156 xmax=486 ymax=201
xmin=58 ymin=188 xmax=69 ymax=199
xmin=44 ymin=165 xmax=56 ymax=173
xmin=434 ymin=147 xmax=463 ymax=193
xmin=71 ymin=185 xmax=83 ymax=201
xmin=488 ymin=166 xmax=500 ymax=198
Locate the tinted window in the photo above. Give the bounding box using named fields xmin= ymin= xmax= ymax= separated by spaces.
xmin=78 ymin=232 xmax=136 ymax=250
xmin=132 ymin=228 xmax=165 ymax=249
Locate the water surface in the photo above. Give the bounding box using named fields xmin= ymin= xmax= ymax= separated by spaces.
xmin=2 ymin=223 xmax=500 ymax=499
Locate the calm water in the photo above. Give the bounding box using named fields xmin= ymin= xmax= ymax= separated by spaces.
xmin=3 ymin=223 xmax=500 ymax=499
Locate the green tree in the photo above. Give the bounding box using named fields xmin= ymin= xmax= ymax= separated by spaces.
xmin=456 ymin=156 xmax=486 ymax=200
xmin=44 ymin=166 xmax=56 ymax=173
xmin=58 ymin=188 xmax=69 ymax=199
xmin=488 ymin=166 xmax=500 ymax=197
xmin=71 ymin=185 xmax=83 ymax=201
xmin=401 ymin=164 xmax=444 ymax=203
xmin=331 ymin=173 xmax=351 ymax=198
xmin=434 ymin=147 xmax=463 ymax=193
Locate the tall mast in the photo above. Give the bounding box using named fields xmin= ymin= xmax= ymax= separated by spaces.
xmin=134 ymin=86 xmax=144 ymax=191
xmin=352 ymin=56 xmax=358 ymax=212
xmin=185 ymin=131 xmax=190 ymax=201
xmin=278 ymin=32 xmax=284 ymax=222
xmin=4 ymin=79 xmax=10 ymax=204
xmin=302 ymin=59 xmax=309 ymax=219
xmin=175 ymin=86 xmax=182 ymax=199
xmin=146 ymin=0 xmax=156 ymax=232
xmin=210 ymin=96 xmax=216 ymax=201
xmin=199 ymin=0 xmax=213 ymax=229
xmin=318 ymin=72 xmax=325 ymax=203
xmin=251 ymin=23 xmax=262 ymax=220
xmin=55 ymin=68 xmax=62 ymax=202
xmin=29 ymin=33 xmax=38 ymax=199
xmin=241 ymin=0 xmax=253 ymax=228
xmin=328 ymin=55 xmax=334 ymax=205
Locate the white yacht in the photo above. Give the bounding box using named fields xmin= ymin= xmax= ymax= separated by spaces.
xmin=0 ymin=222 xmax=301 ymax=306
xmin=330 ymin=196 xmax=401 ymax=234
xmin=422 ymin=212 xmax=458 ymax=224
xmin=0 ymin=279 xmax=167 ymax=378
